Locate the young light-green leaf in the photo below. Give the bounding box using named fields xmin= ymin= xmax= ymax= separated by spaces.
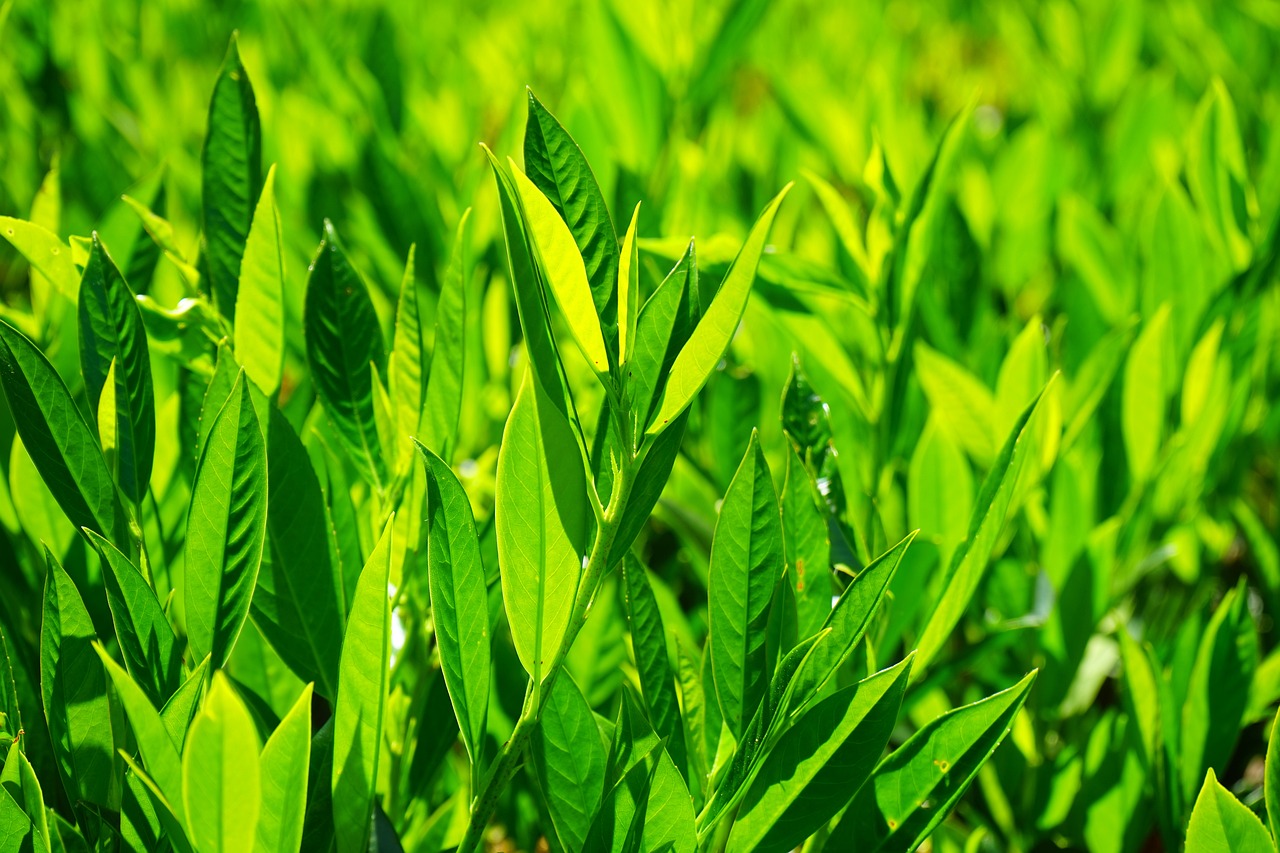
xmin=184 ymin=371 xmax=267 ymax=670
xmin=255 ymin=683 xmax=312 ymax=853
xmin=617 ymin=202 xmax=641 ymax=366
xmin=418 ymin=441 xmax=490 ymax=768
xmin=0 ymin=216 xmax=80 ymax=299
xmin=420 ymin=210 xmax=472 ymax=458
xmin=234 ymin=164 xmax=286 ymax=396
xmin=183 ymin=672 xmax=260 ymax=853
xmin=523 ymin=90 xmax=620 ymax=341
xmin=710 ymin=429 xmax=783 ymax=738
xmin=509 ymin=158 xmax=611 ymax=374
xmin=332 ymin=517 xmax=393 ymax=853
xmin=496 ymin=371 xmax=588 ymax=687
xmin=648 ymin=185 xmax=791 ymax=434
xmin=201 ymin=32 xmax=261 ymax=320
xmin=1186 ymin=768 xmax=1274 ymax=851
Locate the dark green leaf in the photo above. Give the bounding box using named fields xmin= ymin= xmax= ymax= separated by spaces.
xmin=304 ymin=220 xmax=389 ymax=491
xmin=201 ymin=33 xmax=261 ymax=320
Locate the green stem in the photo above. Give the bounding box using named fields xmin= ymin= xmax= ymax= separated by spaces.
xmin=456 ymin=447 xmax=639 ymax=852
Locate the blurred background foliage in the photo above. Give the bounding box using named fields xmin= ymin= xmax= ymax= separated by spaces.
xmin=4 ymin=0 xmax=1280 ymax=849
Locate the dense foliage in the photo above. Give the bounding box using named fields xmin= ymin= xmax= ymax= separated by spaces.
xmin=1 ymin=1 xmax=1280 ymax=851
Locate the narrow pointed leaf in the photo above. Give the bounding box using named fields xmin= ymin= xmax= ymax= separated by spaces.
xmin=710 ymin=429 xmax=783 ymax=738
xmin=332 ymin=518 xmax=393 ymax=853
xmin=201 ymin=33 xmax=262 ymax=320
xmin=524 ymin=90 xmax=620 ymax=337
xmin=728 ymin=656 xmax=913 ymax=853
xmin=648 ymin=185 xmax=791 ymax=434
xmin=0 ymin=319 xmax=131 ymax=547
xmin=234 ymin=164 xmax=286 ymax=396
xmin=831 ymin=671 xmax=1037 ymax=851
xmin=618 ymin=202 xmax=640 ymax=365
xmin=85 ymin=529 xmax=181 ymax=707
xmin=185 ymin=372 xmax=267 ymax=670
xmin=77 ymin=233 xmax=155 ymax=503
xmin=420 ymin=210 xmax=472 ymax=457
xmin=41 ymin=549 xmax=118 ymax=810
xmin=418 ymin=441 xmax=490 ymax=766
xmin=510 ymin=159 xmax=610 ymax=373
xmin=255 ymin=684 xmax=312 ymax=853
xmin=621 ymin=555 xmax=687 ymax=778
xmin=304 ymin=220 xmax=389 ymax=490
xmin=915 ymin=387 xmax=1048 ymax=675
xmin=252 ymin=405 xmax=343 ymax=700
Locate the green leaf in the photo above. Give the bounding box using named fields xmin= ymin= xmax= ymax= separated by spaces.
xmin=913 ymin=342 xmax=996 ymax=465
xmin=496 ymin=371 xmax=589 ymax=687
xmin=0 ymin=216 xmax=79 ymax=300
xmin=524 ymin=90 xmax=620 ymax=339
xmin=710 ymin=429 xmax=783 ymax=738
xmin=184 ymin=372 xmax=267 ymax=670
xmin=417 ymin=442 xmax=490 ymax=768
xmin=1122 ymin=304 xmax=1171 ymax=483
xmin=420 ymin=210 xmax=472 ymax=458
xmin=0 ymin=319 xmax=132 ymax=548
xmin=510 ymin=158 xmax=610 ymax=374
xmin=201 ymin=33 xmax=262 ymax=320
xmin=781 ymin=446 xmax=832 ymax=640
xmin=602 ymin=689 xmax=697 ymax=853
xmin=387 ymin=245 xmax=423 ymax=472
xmin=1186 ymin=769 xmax=1274 ymax=852
xmin=831 ymin=671 xmax=1037 ymax=851
xmin=41 ymin=549 xmax=119 ymax=810
xmin=182 ymin=672 xmax=260 ymax=853
xmin=234 ymin=164 xmax=286 ymax=396
xmin=77 ymin=233 xmax=155 ymax=503
xmin=915 ymin=386 xmax=1047 ymax=676
xmin=1 ymin=740 xmax=49 ymax=853
xmin=531 ymin=672 xmax=606 ymax=852
xmin=84 ymin=529 xmax=181 ymax=708
xmin=1267 ymin=707 xmax=1280 ymax=842
xmin=609 ymin=409 xmax=689 ymax=568
xmin=648 ymin=185 xmax=791 ymax=434
xmin=727 ymin=655 xmax=913 ymax=853
xmin=95 ymin=647 xmax=185 ymax=822
xmin=1187 ymin=80 xmax=1253 ymax=272
xmin=628 ymin=240 xmax=698 ymax=437
xmin=797 ymin=533 xmax=915 ymax=707
xmin=332 ymin=518 xmax=393 ymax=853
xmin=618 ymin=202 xmax=641 ymax=366
xmin=1181 ymin=584 xmax=1258 ymax=806
xmin=483 ymin=146 xmax=575 ymax=424
xmin=621 ymin=555 xmax=688 ymax=778
xmin=304 ymin=220 xmax=389 ymax=491
xmin=253 ymin=405 xmax=343 ymax=700
xmin=255 ymin=683 xmax=311 ymax=853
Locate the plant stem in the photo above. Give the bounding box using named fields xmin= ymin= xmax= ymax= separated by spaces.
xmin=456 ymin=445 xmax=639 ymax=852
